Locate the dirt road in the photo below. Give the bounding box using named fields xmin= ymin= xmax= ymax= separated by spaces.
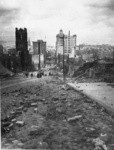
xmin=1 ymin=76 xmax=114 ymax=150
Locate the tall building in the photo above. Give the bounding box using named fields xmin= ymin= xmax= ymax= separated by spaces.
xmin=15 ymin=28 xmax=28 ymax=70
xmin=33 ymin=40 xmax=46 ymax=55
xmin=16 ymin=28 xmax=28 ymax=52
xmin=56 ymin=30 xmax=77 ymax=57
xmin=32 ymin=40 xmax=46 ymax=69
xmin=56 ymin=29 xmax=64 ymax=55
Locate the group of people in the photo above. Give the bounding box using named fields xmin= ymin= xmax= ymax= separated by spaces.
xmin=24 ymin=70 xmax=53 ymax=78
xmin=24 ymin=70 xmax=44 ymax=78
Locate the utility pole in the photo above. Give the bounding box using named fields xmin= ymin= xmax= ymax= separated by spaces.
xmin=38 ymin=41 xmax=41 ymax=71
xmin=63 ymin=34 xmax=65 ymax=83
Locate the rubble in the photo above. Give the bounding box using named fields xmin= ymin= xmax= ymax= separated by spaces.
xmin=67 ymin=115 xmax=82 ymax=122
xmin=12 ymin=140 xmax=20 ymax=145
xmin=100 ymin=133 xmax=109 ymax=143
xmin=1 ymin=74 xmax=114 ymax=149
xmin=15 ymin=111 xmax=22 ymax=115
xmin=11 ymin=118 xmax=16 ymax=122
xmin=30 ymin=103 xmax=37 ymax=107
xmin=2 ymin=122 xmax=11 ymax=127
xmin=29 ymin=125 xmax=44 ymax=136
xmin=10 ymin=111 xmax=15 ymax=115
xmin=17 ymin=143 xmax=24 ymax=147
xmin=34 ymin=108 xmax=38 ymax=113
xmin=8 ymin=123 xmax=14 ymax=129
xmin=93 ymin=138 xmax=107 ymax=150
xmin=16 ymin=121 xmax=24 ymax=127
xmin=85 ymin=127 xmax=96 ymax=132
xmin=14 ymin=106 xmax=24 ymax=111
xmin=23 ymin=108 xmax=28 ymax=112
xmin=61 ymin=85 xmax=66 ymax=90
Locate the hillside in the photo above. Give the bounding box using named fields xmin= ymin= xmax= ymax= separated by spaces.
xmin=0 ymin=62 xmax=13 ymax=78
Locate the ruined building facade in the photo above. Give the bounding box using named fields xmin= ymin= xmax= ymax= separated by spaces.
xmin=32 ymin=40 xmax=46 ymax=70
xmin=15 ymin=28 xmax=29 ymax=70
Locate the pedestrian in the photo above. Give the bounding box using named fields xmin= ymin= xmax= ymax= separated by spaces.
xmin=31 ymin=73 xmax=33 ymax=77
xmin=37 ymin=72 xmax=39 ymax=78
xmin=25 ymin=72 xmax=29 ymax=78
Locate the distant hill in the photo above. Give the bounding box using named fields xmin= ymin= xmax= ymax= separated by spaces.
xmin=79 ymin=45 xmax=114 ymax=59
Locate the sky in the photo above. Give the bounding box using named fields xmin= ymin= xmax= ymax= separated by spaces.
xmin=0 ymin=0 xmax=114 ymax=46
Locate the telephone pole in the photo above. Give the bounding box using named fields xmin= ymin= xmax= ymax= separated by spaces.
xmin=63 ymin=34 xmax=65 ymax=83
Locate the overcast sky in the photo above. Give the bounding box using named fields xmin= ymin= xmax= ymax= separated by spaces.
xmin=0 ymin=0 xmax=114 ymax=46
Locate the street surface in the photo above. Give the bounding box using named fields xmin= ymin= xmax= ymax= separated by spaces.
xmin=1 ymin=74 xmax=114 ymax=150
xmin=0 ymin=77 xmax=38 ymax=90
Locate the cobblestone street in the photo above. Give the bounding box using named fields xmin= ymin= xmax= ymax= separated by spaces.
xmin=1 ymin=76 xmax=114 ymax=150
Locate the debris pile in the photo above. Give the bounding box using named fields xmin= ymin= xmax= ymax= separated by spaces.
xmin=73 ymin=61 xmax=114 ymax=83
xmin=1 ymin=76 xmax=114 ymax=149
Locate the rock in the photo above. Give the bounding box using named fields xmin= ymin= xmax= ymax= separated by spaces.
xmin=10 ymin=111 xmax=15 ymax=115
xmin=29 ymin=125 xmax=44 ymax=136
xmin=67 ymin=102 xmax=72 ymax=107
xmin=11 ymin=119 xmax=16 ymax=122
xmin=14 ymin=93 xmax=20 ymax=97
xmin=61 ymin=85 xmax=66 ymax=90
xmin=12 ymin=140 xmax=19 ymax=145
xmin=23 ymin=139 xmax=48 ymax=149
xmin=23 ymin=108 xmax=28 ymax=112
xmin=16 ymin=121 xmax=24 ymax=127
xmin=52 ymin=97 xmax=59 ymax=101
xmin=18 ymin=143 xmax=24 ymax=147
xmin=4 ymin=143 xmax=13 ymax=149
xmin=100 ymin=133 xmax=109 ymax=143
xmin=2 ymin=122 xmax=11 ymax=127
xmin=61 ymin=97 xmax=66 ymax=100
xmin=8 ymin=123 xmax=14 ymax=129
xmin=20 ymin=101 xmax=24 ymax=105
xmin=2 ymin=115 xmax=10 ymax=122
xmin=56 ymin=107 xmax=63 ymax=114
xmin=15 ymin=111 xmax=22 ymax=115
xmin=30 ymin=103 xmax=37 ymax=107
xmin=4 ymin=143 xmax=11 ymax=146
xmin=44 ymin=101 xmax=48 ymax=104
xmin=41 ymin=98 xmax=45 ymax=101
xmin=15 ymin=106 xmax=24 ymax=111
xmin=67 ymin=115 xmax=82 ymax=122
xmin=86 ymin=127 xmax=96 ymax=132
xmin=34 ymin=108 xmax=38 ymax=113
xmin=24 ymin=95 xmax=28 ymax=98
xmin=35 ymin=98 xmax=46 ymax=102
xmin=24 ymin=101 xmax=31 ymax=107
xmin=66 ymin=87 xmax=72 ymax=90
xmin=61 ymin=93 xmax=66 ymax=95
xmin=88 ymin=106 xmax=93 ymax=109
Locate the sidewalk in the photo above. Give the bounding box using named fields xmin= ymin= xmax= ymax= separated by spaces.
xmin=67 ymin=82 xmax=114 ymax=116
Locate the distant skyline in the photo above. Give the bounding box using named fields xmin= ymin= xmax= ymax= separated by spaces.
xmin=0 ymin=0 xmax=114 ymax=46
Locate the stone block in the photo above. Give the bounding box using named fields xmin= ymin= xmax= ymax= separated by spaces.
xmin=67 ymin=115 xmax=82 ymax=122
xmin=16 ymin=121 xmax=24 ymax=127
